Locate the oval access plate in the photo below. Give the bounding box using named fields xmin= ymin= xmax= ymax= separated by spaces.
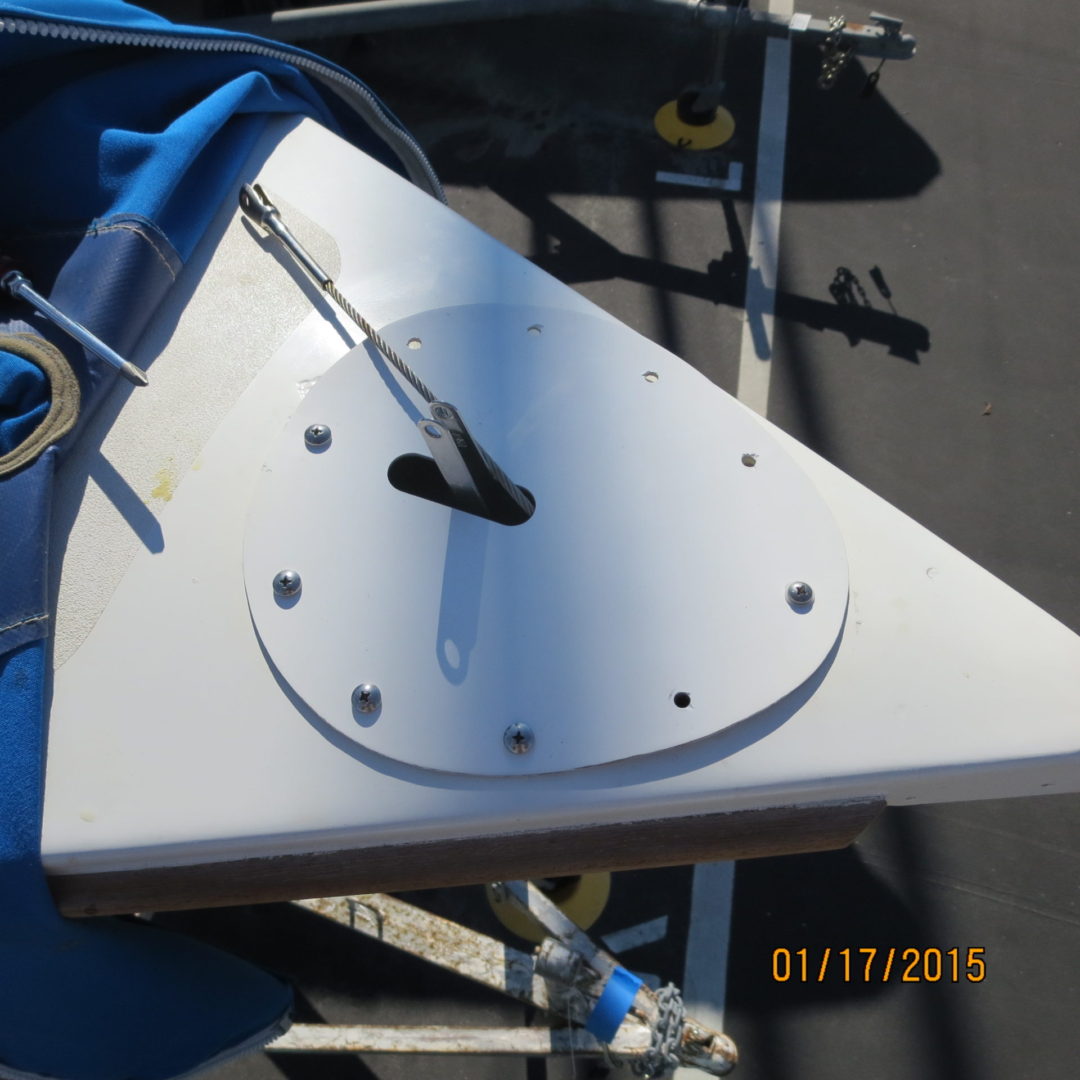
xmin=244 ymin=304 xmax=847 ymax=775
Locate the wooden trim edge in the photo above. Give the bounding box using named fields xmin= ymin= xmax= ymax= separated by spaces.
xmin=49 ymin=796 xmax=886 ymax=917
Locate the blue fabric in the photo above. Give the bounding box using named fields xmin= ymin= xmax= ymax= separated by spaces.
xmin=585 ymin=966 xmax=644 ymax=1043
xmin=0 ymin=634 xmax=292 ymax=1080
xmin=2 ymin=0 xmax=174 ymax=26
xmin=0 ymin=1 xmax=428 ymax=274
xmin=0 ymin=1 xmax=438 ymax=1076
xmin=0 ymin=452 xmax=52 ymax=656
xmin=2 ymin=53 xmax=337 ymax=262
xmin=0 ymin=347 xmax=49 ymax=459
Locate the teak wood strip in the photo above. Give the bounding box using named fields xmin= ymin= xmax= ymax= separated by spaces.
xmin=49 ymin=796 xmax=885 ymax=917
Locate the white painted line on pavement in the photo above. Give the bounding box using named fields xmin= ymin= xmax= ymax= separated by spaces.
xmin=676 ymin=12 xmax=793 ymax=1069
xmin=655 ymin=163 xmax=743 ymax=192
xmin=735 ymin=0 xmax=794 ymax=416
xmin=601 ymin=915 xmax=669 ymax=954
xmin=673 ymin=861 xmax=736 ymax=1079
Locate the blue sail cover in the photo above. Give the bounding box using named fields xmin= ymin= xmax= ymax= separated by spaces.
xmin=0 ymin=4 xmax=437 ymax=1077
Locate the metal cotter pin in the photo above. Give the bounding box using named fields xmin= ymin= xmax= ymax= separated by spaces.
xmin=1 ymin=270 xmax=149 ymax=388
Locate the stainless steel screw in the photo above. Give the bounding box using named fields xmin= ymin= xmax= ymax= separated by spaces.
xmin=352 ymin=683 xmax=382 ymax=714
xmin=432 ymin=405 xmax=452 ymax=420
xmin=273 ymin=569 xmax=302 ymax=597
xmin=304 ymin=424 xmax=332 ymax=448
xmin=787 ymin=581 xmax=814 ymax=606
xmin=503 ymin=722 xmax=534 ymax=754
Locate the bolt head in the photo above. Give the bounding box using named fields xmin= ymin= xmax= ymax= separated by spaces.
xmin=787 ymin=581 xmax=814 ymax=606
xmin=304 ymin=424 xmax=332 ymax=448
xmin=273 ymin=569 xmax=302 ymax=597
xmin=503 ymin=722 xmax=534 ymax=755
xmin=352 ymin=683 xmax=382 ymax=714
xmin=1 ymin=269 xmax=28 ymax=296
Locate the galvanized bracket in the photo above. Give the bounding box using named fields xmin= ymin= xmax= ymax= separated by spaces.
xmin=274 ymin=885 xmax=737 ymax=1075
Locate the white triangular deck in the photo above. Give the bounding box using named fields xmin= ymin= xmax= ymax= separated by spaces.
xmin=42 ymin=119 xmax=1080 ymax=879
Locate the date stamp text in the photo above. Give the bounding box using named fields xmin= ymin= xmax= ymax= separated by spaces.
xmin=771 ymin=947 xmax=986 ymax=983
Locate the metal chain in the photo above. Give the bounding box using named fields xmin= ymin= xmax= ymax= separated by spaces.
xmin=818 ymin=14 xmax=856 ymax=89
xmin=829 ymin=267 xmax=872 ymax=308
xmin=633 ymin=983 xmax=686 ymax=1078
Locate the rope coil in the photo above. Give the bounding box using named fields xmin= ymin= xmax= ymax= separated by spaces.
xmin=0 ymin=333 xmax=80 ymax=477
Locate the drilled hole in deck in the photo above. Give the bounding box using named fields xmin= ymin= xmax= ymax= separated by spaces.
xmin=741 ymin=454 xmax=757 ymax=467
xmin=407 ymin=337 xmax=423 ymax=350
xmin=673 ymin=692 xmax=691 ymax=708
xmin=527 ymin=324 xmax=543 ymax=336
xmin=643 ymin=371 xmax=659 ymax=383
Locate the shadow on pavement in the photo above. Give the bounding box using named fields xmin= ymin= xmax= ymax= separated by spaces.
xmin=784 ymin=45 xmax=942 ymax=202
xmin=344 ymin=14 xmax=936 ymax=361
xmin=728 ymin=808 xmax=987 ymax=1080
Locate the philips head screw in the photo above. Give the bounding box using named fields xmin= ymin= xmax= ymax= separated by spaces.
xmin=352 ymin=683 xmax=382 ymax=714
xmin=503 ymin=722 xmax=534 ymax=755
xmin=787 ymin=581 xmax=814 ymax=606
xmin=273 ymin=569 xmax=302 ymax=597
xmin=304 ymin=424 xmax=332 ymax=448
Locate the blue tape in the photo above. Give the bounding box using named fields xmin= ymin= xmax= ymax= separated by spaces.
xmin=584 ymin=966 xmax=643 ymax=1043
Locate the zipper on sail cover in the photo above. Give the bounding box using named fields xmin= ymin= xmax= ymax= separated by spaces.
xmin=0 ymin=12 xmax=445 ymax=204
